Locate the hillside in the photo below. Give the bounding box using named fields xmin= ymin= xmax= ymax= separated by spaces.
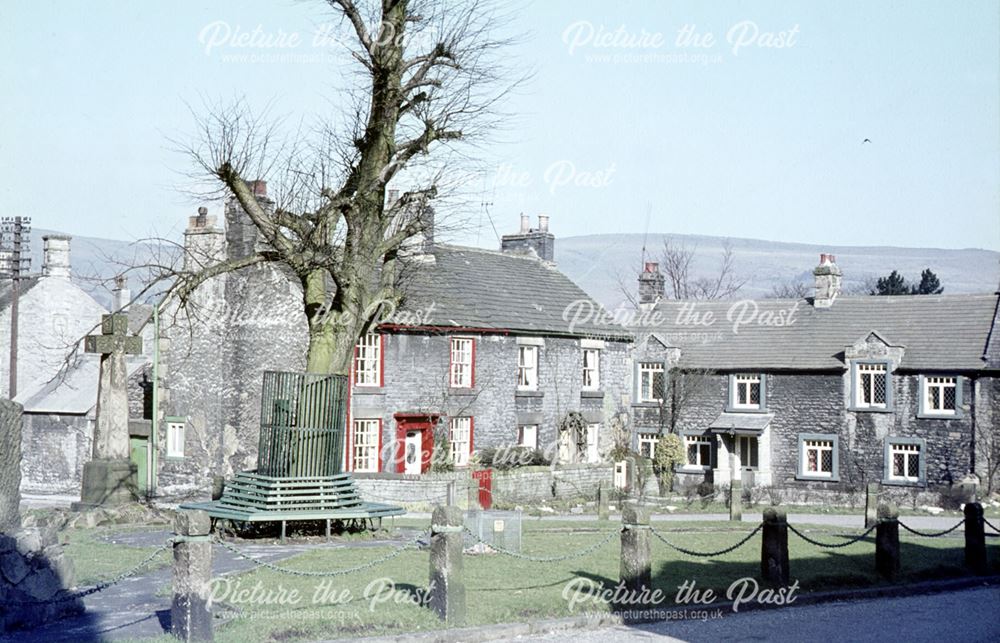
xmin=557 ymin=233 xmax=1000 ymax=309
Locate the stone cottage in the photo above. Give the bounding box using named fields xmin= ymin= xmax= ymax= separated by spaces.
xmin=631 ymin=256 xmax=1000 ymax=500
xmin=152 ymin=187 xmax=630 ymax=497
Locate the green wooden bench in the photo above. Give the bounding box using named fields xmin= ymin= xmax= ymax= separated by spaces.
xmin=180 ymin=371 xmax=404 ymax=539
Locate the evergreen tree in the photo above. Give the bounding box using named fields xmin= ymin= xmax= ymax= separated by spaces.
xmin=911 ymin=268 xmax=944 ymax=295
xmin=871 ymin=270 xmax=910 ymax=295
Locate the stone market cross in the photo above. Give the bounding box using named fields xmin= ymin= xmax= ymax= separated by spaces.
xmin=75 ymin=313 xmax=143 ymax=508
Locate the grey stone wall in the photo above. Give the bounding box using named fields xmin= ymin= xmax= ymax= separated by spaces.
xmin=354 ymin=463 xmax=613 ymax=508
xmin=646 ymin=368 xmax=978 ymax=497
xmin=353 ymin=334 xmax=632 ymax=472
xmin=20 ymin=413 xmax=92 ymax=494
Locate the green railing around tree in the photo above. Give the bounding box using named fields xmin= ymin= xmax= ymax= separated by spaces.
xmin=256 ymin=371 xmax=347 ymax=478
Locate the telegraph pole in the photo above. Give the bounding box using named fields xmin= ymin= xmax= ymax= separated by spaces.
xmin=1 ymin=216 xmax=31 ymax=398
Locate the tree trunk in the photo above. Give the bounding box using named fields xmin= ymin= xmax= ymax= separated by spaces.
xmin=0 ymin=398 xmax=23 ymax=532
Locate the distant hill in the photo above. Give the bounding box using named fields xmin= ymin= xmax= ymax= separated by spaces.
xmin=21 ymin=228 xmax=1000 ymax=312
xmin=24 ymin=229 xmax=172 ymax=310
xmin=556 ymin=233 xmax=1000 ymax=310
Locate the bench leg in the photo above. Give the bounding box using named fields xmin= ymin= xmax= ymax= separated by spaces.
xmin=326 ymin=519 xmax=331 ymax=540
xmin=281 ymin=520 xmax=286 ymax=543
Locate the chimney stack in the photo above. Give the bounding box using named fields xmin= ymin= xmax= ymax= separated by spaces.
xmin=501 ymin=213 xmax=555 ymax=263
xmin=42 ymin=235 xmax=72 ymax=279
xmin=638 ymin=261 xmax=665 ymax=307
xmin=112 ymin=274 xmax=131 ymax=311
xmin=226 ymin=180 xmax=273 ymax=260
xmin=813 ymin=253 xmax=842 ymax=308
xmin=185 ymin=206 xmax=225 ymax=271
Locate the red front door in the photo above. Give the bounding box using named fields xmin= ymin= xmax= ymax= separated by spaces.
xmin=393 ymin=413 xmax=439 ymax=474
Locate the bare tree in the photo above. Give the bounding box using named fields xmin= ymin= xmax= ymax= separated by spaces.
xmin=765 ymin=279 xmax=810 ymax=299
xmin=660 ymin=237 xmax=746 ymax=300
xmin=169 ymin=0 xmax=520 ymax=375
xmin=977 ymin=420 xmax=1000 ymax=495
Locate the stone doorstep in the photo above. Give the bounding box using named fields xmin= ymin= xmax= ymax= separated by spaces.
xmin=328 ymin=575 xmax=1000 ymax=643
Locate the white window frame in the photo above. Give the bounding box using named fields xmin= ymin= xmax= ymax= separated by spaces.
xmin=731 ymin=374 xmax=762 ymax=410
xmin=888 ymin=441 xmax=922 ymax=483
xmin=517 ymin=345 xmax=538 ymax=391
xmin=684 ymin=434 xmax=713 ymax=469
xmin=166 ymin=421 xmax=185 ymax=458
xmin=637 ymin=433 xmax=658 ymax=459
xmin=582 ymin=348 xmax=600 ymax=390
xmin=922 ymin=376 xmax=957 ymax=416
xmin=450 ymin=417 xmax=472 ymax=467
xmin=518 ymin=425 xmax=538 ymax=450
xmin=450 ymin=337 xmax=474 ymax=388
xmin=352 ymin=419 xmax=381 ymax=473
xmin=801 ymin=439 xmax=834 ymax=479
xmin=638 ymin=362 xmax=665 ymax=403
xmin=855 ymin=363 xmax=888 ymax=409
xmin=585 ymin=423 xmax=601 ymax=463
xmin=354 ymin=333 xmax=382 ymax=387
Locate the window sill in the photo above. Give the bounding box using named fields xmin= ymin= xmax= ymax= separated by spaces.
xmin=516 ymin=390 xmax=543 ymax=398
xmin=725 ymin=406 xmax=768 ymax=414
xmin=848 ymin=407 xmax=894 ymax=414
xmin=795 ymin=474 xmax=840 ymax=483
xmin=581 ymin=390 xmax=604 ymax=399
xmin=448 ymin=387 xmax=477 ymax=396
xmin=882 ymin=478 xmax=925 ymax=488
xmin=916 ymin=412 xmax=961 ymax=420
xmin=631 ymin=401 xmax=662 ymax=408
xmin=353 ymin=387 xmax=385 ymax=395
xmin=676 ymin=465 xmax=711 ymax=473
xmin=164 ymin=456 xmax=185 ymax=463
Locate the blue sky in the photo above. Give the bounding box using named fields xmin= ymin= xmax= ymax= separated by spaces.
xmin=2 ymin=0 xmax=998 ymax=250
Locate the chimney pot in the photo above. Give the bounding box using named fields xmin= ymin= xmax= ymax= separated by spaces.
xmin=538 ymin=214 xmax=549 ymax=232
xmin=247 ymin=180 xmax=267 ymax=197
xmin=198 ymin=206 xmax=208 ymax=216
xmin=519 ymin=214 xmax=530 ymax=234
xmin=644 ymin=262 xmax=659 ymax=273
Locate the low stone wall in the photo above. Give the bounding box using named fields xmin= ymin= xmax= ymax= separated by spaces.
xmin=354 ymin=463 xmax=615 ymax=508
xmin=0 ymin=525 xmax=83 ymax=632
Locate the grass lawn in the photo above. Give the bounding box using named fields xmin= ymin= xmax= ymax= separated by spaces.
xmin=208 ymin=517 xmax=999 ymax=642
xmin=61 ymin=526 xmax=172 ymax=586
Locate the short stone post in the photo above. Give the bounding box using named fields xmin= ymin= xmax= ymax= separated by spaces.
xmin=446 ymin=481 xmax=456 ymax=507
xmin=875 ymin=502 xmax=900 ymax=581
xmin=171 ymin=510 xmax=214 ymax=642
xmin=620 ymin=503 xmax=651 ymax=600
xmin=964 ymin=502 xmax=987 ymax=575
xmin=429 ymin=505 xmax=466 ymax=625
xmin=597 ymin=481 xmax=609 ymax=521
xmin=729 ymin=481 xmax=743 ymax=522
xmin=864 ymin=482 xmax=879 ymax=529
xmin=760 ymin=507 xmax=789 ymax=585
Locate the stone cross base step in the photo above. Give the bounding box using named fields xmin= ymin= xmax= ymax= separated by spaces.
xmin=72 ymin=459 xmax=137 ymax=511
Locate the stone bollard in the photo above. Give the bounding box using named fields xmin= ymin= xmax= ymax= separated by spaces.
xmin=429 ymin=505 xmax=466 ymax=625
xmin=171 ymin=510 xmax=214 ymax=642
xmin=597 ymin=482 xmax=610 ymax=522
xmin=446 ymin=481 xmax=457 ymax=507
xmin=619 ymin=503 xmax=652 ymax=600
xmin=864 ymin=482 xmax=879 ymax=529
xmin=760 ymin=507 xmax=789 ymax=585
xmin=875 ymin=502 xmax=900 ymax=581
xmin=730 ymin=481 xmax=743 ymax=522
xmin=964 ymin=502 xmax=987 ymax=575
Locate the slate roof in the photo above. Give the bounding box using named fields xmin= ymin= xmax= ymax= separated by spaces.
xmin=15 ymin=355 xmax=149 ymax=414
xmin=393 ymin=245 xmax=630 ymax=339
xmin=642 ymin=294 xmax=999 ymax=371
xmin=0 ymin=277 xmax=40 ymax=310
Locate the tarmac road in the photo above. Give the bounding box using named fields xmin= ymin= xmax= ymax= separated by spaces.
xmin=521 ymin=584 xmax=1000 ymax=642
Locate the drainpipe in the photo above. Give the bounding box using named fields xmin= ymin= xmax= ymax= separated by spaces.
xmin=150 ymin=302 xmax=160 ymax=495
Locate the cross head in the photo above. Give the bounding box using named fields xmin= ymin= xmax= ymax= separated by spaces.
xmin=85 ymin=314 xmax=143 ymax=356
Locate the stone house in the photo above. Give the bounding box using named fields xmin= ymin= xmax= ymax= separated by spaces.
xmin=152 ymin=188 xmax=630 ymax=497
xmin=631 ymin=256 xmax=1000 ymax=500
xmin=0 ymin=236 xmax=151 ymax=494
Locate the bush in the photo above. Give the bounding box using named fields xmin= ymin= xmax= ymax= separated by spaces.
xmin=652 ymin=434 xmax=685 ymax=495
xmin=475 ymin=446 xmax=550 ymax=471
